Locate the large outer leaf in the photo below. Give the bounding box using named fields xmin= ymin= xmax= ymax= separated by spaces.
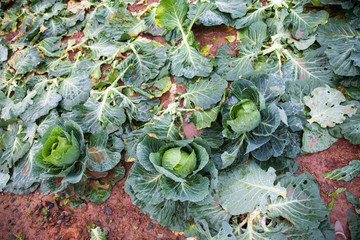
xmin=215 ymin=0 xmax=249 ymax=19
xmin=192 ymin=105 xmax=220 ymax=129
xmin=170 ymin=43 xmax=213 ymax=78
xmin=321 ymin=160 xmax=360 ymax=181
xmin=8 ymin=47 xmax=44 ymax=74
xmin=325 ymin=40 xmax=360 ymax=76
xmin=252 ymin=103 xmax=280 ymax=136
xmin=21 ymin=90 xmax=62 ymax=124
xmin=5 ymin=143 xmax=41 ymax=194
xmin=59 ymin=72 xmax=92 ymax=111
xmin=87 ymin=130 xmax=121 ymax=172
xmin=218 ymin=161 xmax=286 ymax=215
xmin=216 ymin=43 xmax=259 ymax=81
xmin=317 ymin=18 xmax=358 ymax=46
xmin=145 ymin=113 xmax=179 ymax=141
xmin=162 ymin=175 xmax=210 ymax=202
xmin=67 ymin=96 xmax=126 ymax=133
xmin=103 ymin=7 xmax=145 ymax=41
xmin=189 ymin=197 xmax=231 ymax=230
xmin=268 ymin=172 xmax=329 ymax=229
xmin=303 ymin=86 xmax=356 ymax=128
xmin=302 ymin=123 xmax=338 ymax=153
xmin=86 ymin=37 xmax=119 ymax=59
xmin=317 ymin=19 xmax=360 ymax=76
xmin=287 ymin=8 xmax=328 ymax=40
xmin=283 ymin=47 xmax=334 ymax=86
xmin=155 ymin=0 xmax=188 ymax=30
xmin=338 ymin=103 xmax=360 ymax=145
xmin=2 ymin=124 xmax=32 ymax=168
xmin=234 ymin=2 xmax=270 ymax=29
xmin=123 ymin=40 xmax=167 ymax=86
xmin=126 ymin=162 xmax=164 ymax=204
xmin=181 ymin=74 xmax=227 ymax=109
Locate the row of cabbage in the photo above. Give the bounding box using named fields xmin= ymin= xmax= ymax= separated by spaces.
xmin=0 ymin=0 xmax=360 ymax=239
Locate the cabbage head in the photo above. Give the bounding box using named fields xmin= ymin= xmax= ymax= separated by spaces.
xmin=227 ymin=99 xmax=260 ymax=134
xmin=35 ymin=120 xmax=87 ymax=191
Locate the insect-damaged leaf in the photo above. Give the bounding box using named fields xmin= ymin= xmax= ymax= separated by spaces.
xmin=304 ymin=86 xmax=356 ymax=128
xmin=322 ymin=160 xmax=360 ymax=181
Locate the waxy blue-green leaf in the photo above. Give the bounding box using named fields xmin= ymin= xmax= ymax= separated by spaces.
xmin=38 ymin=37 xmax=64 ymax=57
xmin=103 ymin=7 xmax=146 ymax=41
xmin=180 ymin=74 xmax=227 ymax=109
xmin=268 ymin=172 xmax=329 ymax=229
xmin=317 ymin=19 xmax=360 ymax=76
xmin=126 ymin=162 xmax=164 ymax=204
xmin=162 ymin=174 xmax=210 ymax=202
xmin=283 ymin=47 xmax=335 ymax=86
xmin=8 ymin=47 xmax=44 ymax=75
xmin=122 ymin=39 xmax=167 ymax=86
xmin=86 ymin=37 xmax=120 ymax=59
xmin=302 ymin=123 xmax=338 ymax=153
xmin=1 ymin=124 xmax=32 ymax=168
xmin=317 ymin=18 xmax=358 ymax=46
xmin=41 ymin=18 xmax=67 ymax=39
xmin=286 ymin=8 xmax=328 ymax=40
xmin=67 ymin=95 xmax=126 ymax=134
xmin=87 ymin=130 xmax=122 ymax=172
xmin=20 ymin=89 xmax=62 ymax=124
xmin=0 ymin=42 xmax=8 ymax=62
xmin=322 ymin=160 xmax=360 ymax=181
xmin=215 ymin=0 xmax=249 ymax=19
xmin=170 ymin=43 xmax=213 ymax=79
xmin=5 ymin=143 xmax=42 ymax=194
xmin=189 ymin=198 xmax=231 ymax=231
xmin=252 ymin=103 xmax=280 ymax=136
xmin=145 ymin=113 xmax=179 ymax=141
xmin=218 ymin=161 xmax=286 ymax=215
xmin=234 ymin=2 xmax=270 ymax=29
xmin=59 ymin=72 xmax=92 ymax=111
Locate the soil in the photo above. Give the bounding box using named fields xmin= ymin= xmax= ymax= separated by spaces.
xmin=0 ymin=1 xmax=359 ymax=240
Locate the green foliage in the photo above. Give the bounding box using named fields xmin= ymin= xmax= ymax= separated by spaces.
xmin=1 ymin=0 xmax=360 ymax=238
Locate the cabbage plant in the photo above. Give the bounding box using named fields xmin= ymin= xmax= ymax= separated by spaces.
xmin=35 ymin=120 xmax=87 ymax=193
xmin=125 ymin=135 xmax=217 ymax=231
xmin=219 ymin=75 xmax=305 ymax=168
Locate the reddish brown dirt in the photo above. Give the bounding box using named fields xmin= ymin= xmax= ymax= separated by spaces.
xmin=296 ymin=138 xmax=360 ymax=239
xmin=0 ymin=162 xmax=183 ymax=240
xmin=1 ymin=1 xmax=359 ymax=240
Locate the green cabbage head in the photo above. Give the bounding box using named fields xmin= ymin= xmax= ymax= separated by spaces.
xmin=162 ymin=147 xmax=196 ymax=178
xmin=41 ymin=126 xmax=80 ymax=167
xmin=35 ymin=120 xmax=86 ymax=186
xmin=227 ymin=99 xmax=260 ymax=134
